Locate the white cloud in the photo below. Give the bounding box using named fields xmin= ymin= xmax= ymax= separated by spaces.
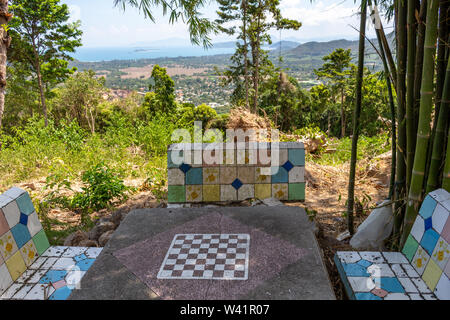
xmin=68 ymin=5 xmax=81 ymax=23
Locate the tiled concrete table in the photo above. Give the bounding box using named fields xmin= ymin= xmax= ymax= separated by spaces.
xmin=69 ymin=206 xmax=335 ymax=300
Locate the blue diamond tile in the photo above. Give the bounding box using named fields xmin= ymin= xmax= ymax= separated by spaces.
xmin=419 ymin=196 xmax=437 ymax=219
xmin=179 ymin=163 xmax=192 ymax=174
xmin=282 ymin=161 xmax=294 ymax=172
xmin=424 ymin=217 xmax=432 ymax=231
xmin=231 ymin=179 xmax=243 ymax=190
xmin=19 ymin=213 xmax=28 ymax=226
xmin=185 ymin=167 xmax=202 ymax=185
xmin=420 ymin=228 xmax=440 ymax=255
xmin=10 ymin=223 xmax=31 ymax=248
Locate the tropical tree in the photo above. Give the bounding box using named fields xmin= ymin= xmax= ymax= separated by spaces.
xmin=0 ymin=0 xmax=11 ymax=137
xmin=8 ymin=0 xmax=82 ymax=126
xmin=51 ymin=70 xmax=106 ymax=134
xmin=142 ymin=65 xmax=177 ymax=117
xmin=315 ymin=48 xmax=353 ymax=138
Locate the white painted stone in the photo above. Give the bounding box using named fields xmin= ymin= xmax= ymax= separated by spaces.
xmin=382 ymin=252 xmax=409 ymax=264
xmin=337 ymin=251 xmax=361 ymax=264
xmin=398 ymin=277 xmax=418 ymax=293
xmin=410 ymin=216 xmax=425 ymax=243
xmin=348 ymin=276 xmax=375 ymax=292
xmin=384 ymin=293 xmax=410 ymax=300
xmin=432 ymin=204 xmax=449 ymax=234
xmin=360 ymin=252 xmax=385 ymax=263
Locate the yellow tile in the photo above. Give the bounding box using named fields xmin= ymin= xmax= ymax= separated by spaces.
xmin=20 ymin=240 xmax=38 ymax=267
xmin=422 ymin=259 xmax=443 ymax=291
xmin=272 ymin=184 xmax=288 ymax=200
xmin=203 ymin=168 xmax=220 ymax=184
xmin=186 ymin=185 xmax=202 ymax=203
xmin=255 ymin=184 xmax=271 ymax=200
xmin=5 ymin=251 xmax=26 ymax=281
xmin=255 ymin=167 xmax=271 ymax=183
xmin=0 ymin=231 xmax=18 ymax=260
xmin=203 ymin=185 xmax=220 ymax=202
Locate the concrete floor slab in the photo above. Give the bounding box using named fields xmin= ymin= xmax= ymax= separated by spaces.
xmin=69 ymin=206 xmax=335 ymax=300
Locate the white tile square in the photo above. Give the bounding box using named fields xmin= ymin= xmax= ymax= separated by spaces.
xmin=382 ymin=252 xmax=409 ymax=264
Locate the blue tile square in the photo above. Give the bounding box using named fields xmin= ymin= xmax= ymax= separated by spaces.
xmin=424 ymin=217 xmax=432 ymax=231
xmin=16 ymin=193 xmax=34 ymax=215
xmin=355 ymin=292 xmax=382 ymax=300
xmin=49 ymin=286 xmax=72 ymax=300
xmin=10 ymin=223 xmax=31 ymax=248
xmin=76 ymin=258 xmax=96 ymax=271
xmin=231 ymin=178 xmax=243 ymax=190
xmin=288 ymin=148 xmax=305 ymax=166
xmin=357 ymin=259 xmax=372 ymax=268
xmin=185 ymin=167 xmax=202 ymax=185
xmin=419 ymin=195 xmax=437 ymax=219
xmin=74 ymin=254 xmax=87 ymax=263
xmin=39 ymin=270 xmax=67 ymax=284
xmin=343 ymin=263 xmax=370 ymax=277
xmin=379 ymin=277 xmax=405 ymax=293
xmin=420 ymin=228 xmax=440 ymax=255
xmin=19 ymin=213 xmax=28 ymax=226
xmin=271 ymin=167 xmax=288 ymax=183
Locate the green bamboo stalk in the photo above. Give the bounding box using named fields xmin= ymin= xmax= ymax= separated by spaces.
xmin=347 ymin=0 xmax=367 ymax=235
xmin=426 ymin=55 xmax=450 ymax=192
xmin=406 ymin=0 xmax=417 ymax=188
xmin=413 ymin=0 xmax=427 ymax=135
xmin=393 ymin=0 xmax=408 ymax=239
xmin=424 ymin=0 xmax=448 ymax=192
xmin=443 ymin=127 xmax=450 ymax=191
xmin=401 ymin=0 xmax=440 ymax=246
xmin=371 ymin=0 xmax=397 ymax=199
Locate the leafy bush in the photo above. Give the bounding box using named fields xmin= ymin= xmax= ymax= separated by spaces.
xmin=71 ymin=162 xmax=132 ymax=211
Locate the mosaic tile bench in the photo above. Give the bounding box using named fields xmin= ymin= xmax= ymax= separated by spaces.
xmin=335 ymin=188 xmax=450 ymax=300
xmin=0 ymin=187 xmax=103 ymax=300
xmin=167 ymin=142 xmax=305 ymax=203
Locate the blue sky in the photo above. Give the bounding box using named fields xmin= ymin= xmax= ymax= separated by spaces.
xmin=62 ymin=0 xmax=390 ymax=48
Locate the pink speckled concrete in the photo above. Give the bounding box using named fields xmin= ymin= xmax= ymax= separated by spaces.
xmin=113 ymin=213 xmax=310 ymax=300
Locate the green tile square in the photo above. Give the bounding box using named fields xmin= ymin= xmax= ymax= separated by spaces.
xmin=32 ymin=229 xmax=50 ymax=255
xmin=16 ymin=193 xmax=35 ymax=215
xmin=402 ymin=234 xmax=419 ymax=262
xmin=288 ymin=183 xmax=305 ymax=200
xmin=168 ymin=185 xmax=186 ymax=203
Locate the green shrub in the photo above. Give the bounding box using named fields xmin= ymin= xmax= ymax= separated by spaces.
xmin=71 ymin=162 xmax=132 ymax=211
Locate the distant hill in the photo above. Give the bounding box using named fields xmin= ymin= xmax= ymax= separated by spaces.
xmin=269 ymin=41 xmax=300 ymax=50
xmin=285 ymin=39 xmax=359 ymax=57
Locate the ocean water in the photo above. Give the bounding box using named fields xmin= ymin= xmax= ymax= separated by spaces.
xmin=71 ymin=46 xmax=236 ymax=62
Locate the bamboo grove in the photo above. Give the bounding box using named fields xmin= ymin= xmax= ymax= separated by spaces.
xmin=346 ymin=0 xmax=449 ymax=248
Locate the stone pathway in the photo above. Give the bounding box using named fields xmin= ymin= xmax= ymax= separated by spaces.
xmin=69 ymin=206 xmax=335 ymax=300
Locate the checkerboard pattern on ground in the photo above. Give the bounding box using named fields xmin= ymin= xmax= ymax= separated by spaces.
xmin=335 ymin=188 xmax=450 ymax=300
xmin=167 ymin=142 xmax=305 ymax=203
xmin=157 ymin=234 xmax=249 ymax=280
xmin=0 ymin=187 xmax=102 ymax=300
